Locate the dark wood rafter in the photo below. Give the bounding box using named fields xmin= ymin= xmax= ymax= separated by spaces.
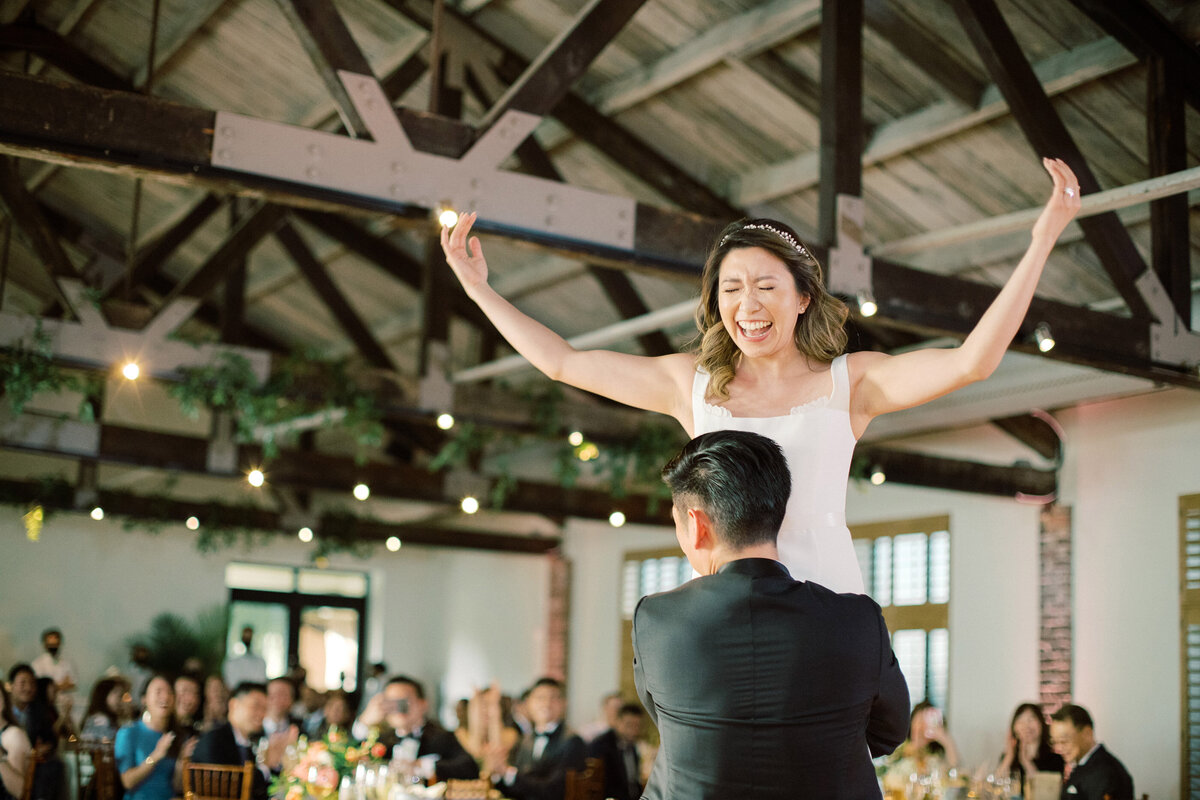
xmin=146 ymin=201 xmax=287 ymax=328
xmin=949 ymin=0 xmax=1154 ymax=321
xmin=104 ymin=194 xmax=226 ymax=301
xmin=0 ymin=21 xmax=133 ymax=91
xmin=855 ymin=445 xmax=1056 ymax=497
xmin=274 ymin=0 xmax=377 ymax=139
xmin=1147 ymin=56 xmax=1191 ymax=328
xmin=1063 ymin=0 xmax=1200 ymax=113
xmin=418 ymin=232 xmax=452 ymax=375
xmin=221 ymin=200 xmax=247 ymax=346
xmin=0 ymin=477 xmax=559 ymax=553
xmin=992 ymin=412 xmax=1062 ymax=462
xmin=276 ymin=222 xmax=398 ymax=370
xmin=0 ymin=155 xmax=80 ymax=315
xmin=475 ymin=0 xmax=649 ymax=132
xmin=817 ymin=0 xmax=864 ymax=247
xmin=862 ymin=0 xmax=985 ymax=107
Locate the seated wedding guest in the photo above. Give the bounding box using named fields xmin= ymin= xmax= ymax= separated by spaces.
xmin=262 ymin=678 xmax=298 ymax=737
xmin=297 ymin=686 xmax=326 ymax=739
xmin=82 ymin=677 xmax=133 ymax=742
xmin=880 ymin=700 xmax=961 ymax=787
xmin=587 ymin=703 xmax=644 ymax=800
xmin=997 ymin=702 xmax=1063 ymax=790
xmin=358 ymin=677 xmax=477 ymax=781
xmin=1049 ymin=704 xmax=1133 ymax=800
xmin=201 ymin=676 xmax=229 ymax=733
xmin=193 ymin=683 xmax=294 ymax=800
xmin=484 ymin=677 xmax=586 ymax=800
xmin=125 ymin=647 xmax=153 ymax=708
xmin=34 ymin=679 xmax=75 ymax=742
xmin=576 ymin=693 xmax=622 ymax=743
xmin=315 ymin=691 xmax=355 ymax=740
xmin=1 ymin=683 xmax=33 ymax=800
xmin=456 ymin=685 xmax=520 ymax=764
xmin=635 ymin=431 xmax=909 ymax=799
xmin=9 ymin=664 xmax=63 ymax=800
xmin=115 ymin=675 xmax=190 ymax=800
xmin=174 ymin=675 xmax=204 ymax=738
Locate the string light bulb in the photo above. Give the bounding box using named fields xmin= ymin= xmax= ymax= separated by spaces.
xmin=461 ymin=496 xmax=479 ymax=514
xmin=869 ymin=466 xmax=886 ymax=486
xmin=298 ymin=527 xmax=314 ymax=542
xmin=353 ymin=483 xmax=370 ymax=501
xmin=247 ymin=469 xmax=265 ymax=488
xmin=121 ymin=361 xmax=141 ymax=380
xmin=609 ymin=511 xmax=626 ymax=528
xmin=857 ymin=291 xmax=878 ymax=318
xmin=386 ymin=536 xmax=402 ymax=552
xmin=437 ymin=207 xmax=459 ymax=228
xmin=436 ymin=413 xmax=455 ymax=430
xmin=90 ymin=507 xmax=104 ymax=521
xmin=1034 ymin=322 xmax=1055 ymax=353
xmin=568 ymin=431 xmax=584 ymax=446
xmin=186 ymin=516 xmax=200 ymax=531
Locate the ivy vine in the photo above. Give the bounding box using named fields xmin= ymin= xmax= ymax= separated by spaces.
xmin=0 ymin=324 xmax=102 ymax=420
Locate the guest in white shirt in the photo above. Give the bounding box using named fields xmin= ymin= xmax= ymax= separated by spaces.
xmin=222 ymin=628 xmax=268 ymax=689
xmin=31 ymin=629 xmax=76 ymax=697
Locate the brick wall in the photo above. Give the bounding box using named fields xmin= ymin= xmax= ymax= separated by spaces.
xmin=545 ymin=551 xmax=570 ymax=681
xmin=1039 ymin=504 xmax=1072 ymax=712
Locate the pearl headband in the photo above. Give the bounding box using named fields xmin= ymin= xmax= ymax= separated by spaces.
xmin=720 ymin=223 xmax=808 ymax=256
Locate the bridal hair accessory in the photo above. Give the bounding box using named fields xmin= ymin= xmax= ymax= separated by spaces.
xmin=722 ymin=223 xmax=808 ymax=256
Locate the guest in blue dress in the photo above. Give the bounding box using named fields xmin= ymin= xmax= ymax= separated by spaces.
xmin=115 ymin=676 xmax=189 ymax=800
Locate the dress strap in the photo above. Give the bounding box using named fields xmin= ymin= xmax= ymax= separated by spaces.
xmin=829 ymin=354 xmax=850 ymax=411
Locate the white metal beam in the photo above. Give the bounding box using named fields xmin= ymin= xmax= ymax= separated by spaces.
xmin=729 ymin=36 xmax=1135 ymax=205
xmin=586 ymin=0 xmax=821 ymax=115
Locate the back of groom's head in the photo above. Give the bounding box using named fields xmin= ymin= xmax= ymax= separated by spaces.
xmin=662 ymin=430 xmax=791 ymax=549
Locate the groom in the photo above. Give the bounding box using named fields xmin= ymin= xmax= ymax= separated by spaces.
xmin=633 ymin=430 xmax=910 ymax=799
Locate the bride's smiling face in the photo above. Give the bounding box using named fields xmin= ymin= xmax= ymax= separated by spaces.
xmin=717 ymin=247 xmax=809 ymax=358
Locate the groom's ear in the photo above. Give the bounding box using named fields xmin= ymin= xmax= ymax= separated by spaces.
xmin=688 ymin=507 xmax=717 ymax=552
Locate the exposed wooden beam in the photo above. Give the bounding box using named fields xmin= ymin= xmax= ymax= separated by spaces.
xmin=862 ymin=0 xmax=984 ymax=107
xmin=855 ymin=446 xmax=1056 ymax=498
xmin=147 ymin=202 xmax=287 ymax=327
xmin=1147 ymin=56 xmax=1191 ymax=327
xmin=274 ymin=0 xmax=377 ymax=138
xmin=102 ymin=194 xmax=226 ymax=301
xmin=0 ymin=21 xmax=132 ymax=91
xmin=132 ymin=0 xmax=229 ymax=89
xmin=818 ymin=0 xmax=864 ymax=246
xmin=1064 ymin=0 xmax=1200 ymax=112
xmin=730 ymin=36 xmax=1135 ymax=205
xmin=276 ymin=222 xmax=398 ymax=370
xmin=992 ymin=412 xmax=1062 ymax=461
xmin=950 ymin=0 xmax=1153 ymax=320
xmin=477 ymin=0 xmax=648 ymax=129
xmin=0 ymin=155 xmax=79 ymax=315
xmin=586 ymin=0 xmax=821 ymax=115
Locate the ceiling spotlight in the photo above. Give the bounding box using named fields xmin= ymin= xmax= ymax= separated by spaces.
xmin=869 ymin=466 xmax=886 ymax=486
xmin=386 ymin=536 xmax=402 ymax=552
xmin=1034 ymin=322 xmax=1055 ymax=353
xmin=247 ymin=468 xmax=265 ymax=488
xmin=437 ymin=206 xmax=459 ymax=228
xmin=857 ymin=291 xmax=878 ymax=318
xmin=568 ymin=431 xmax=584 ymax=447
xmin=461 ymin=496 xmax=479 ymax=514
xmin=185 ymin=516 xmax=200 ymax=531
xmin=298 ymin=527 xmax=314 ymax=542
xmin=121 ymin=361 xmax=141 ymax=381
xmin=90 ymin=507 xmax=104 ymax=521
xmin=353 ymin=483 xmax=370 ymax=501
xmin=436 ymin=413 xmax=455 ymax=430
xmin=609 ymin=510 xmax=626 ymax=528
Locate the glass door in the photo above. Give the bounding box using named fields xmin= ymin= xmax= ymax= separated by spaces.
xmin=227 ymin=601 xmax=290 ymax=680
xmin=299 ymin=606 xmax=361 ymax=692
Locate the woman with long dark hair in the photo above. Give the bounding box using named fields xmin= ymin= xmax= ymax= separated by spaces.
xmin=997 ymin=702 xmax=1064 ymax=791
xmin=0 ymin=683 xmax=32 ymax=800
xmin=114 ymin=676 xmax=190 ymax=800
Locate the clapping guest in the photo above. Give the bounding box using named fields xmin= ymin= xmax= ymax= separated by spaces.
xmin=82 ymin=677 xmax=132 ymax=742
xmin=262 ymin=678 xmax=298 ymax=737
xmin=997 ymin=703 xmax=1063 ymax=790
xmin=201 ymin=676 xmax=229 ymax=733
xmin=193 ymin=683 xmax=294 ymax=800
xmin=485 ymin=678 xmax=586 ymax=800
xmin=174 ymin=675 xmax=204 ymax=739
xmin=115 ymin=676 xmax=191 ymax=800
xmin=0 ymin=683 xmax=33 ymax=800
xmin=880 ymin=701 xmax=960 ymax=787
xmin=456 ymin=685 xmax=519 ymax=764
xmin=587 ymin=703 xmax=645 ymax=800
xmin=9 ymin=664 xmax=63 ymax=800
xmin=315 ymin=691 xmax=355 ymax=741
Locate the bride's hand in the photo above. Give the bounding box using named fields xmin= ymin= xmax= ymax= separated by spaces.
xmin=1031 ymin=157 xmax=1082 ymax=244
xmin=440 ymin=211 xmax=489 ymax=293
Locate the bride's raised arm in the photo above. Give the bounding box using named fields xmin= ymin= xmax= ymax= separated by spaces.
xmin=440 ymin=212 xmax=695 ymax=422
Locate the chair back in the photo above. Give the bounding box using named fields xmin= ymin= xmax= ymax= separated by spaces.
xmin=78 ymin=741 xmax=119 ymax=800
xmin=564 ymin=757 xmax=604 ymax=800
xmin=183 ymin=761 xmax=254 ymax=800
xmin=20 ymin=750 xmax=46 ymax=800
xmin=443 ymin=778 xmax=491 ymax=799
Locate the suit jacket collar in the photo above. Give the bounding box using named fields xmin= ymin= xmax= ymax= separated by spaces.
xmin=716 ymin=558 xmax=792 ymax=579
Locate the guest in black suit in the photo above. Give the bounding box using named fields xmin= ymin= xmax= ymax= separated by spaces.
xmin=356 ymin=676 xmax=477 ymax=781
xmin=634 ymin=430 xmax=910 ymax=800
xmin=1049 ymin=704 xmax=1133 ymax=800
xmin=192 ymin=683 xmax=294 ymax=800
xmin=586 ymin=703 xmax=644 ymax=800
xmin=485 ymin=677 xmax=586 ymax=800
xmin=262 ymin=678 xmax=300 ymax=737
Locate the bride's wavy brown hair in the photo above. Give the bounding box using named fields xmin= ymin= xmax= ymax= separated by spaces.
xmin=694 ymin=218 xmax=848 ymax=402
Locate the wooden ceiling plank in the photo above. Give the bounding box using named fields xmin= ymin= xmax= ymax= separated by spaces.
xmin=0 ymin=21 xmax=132 ymax=91
xmin=818 ymin=0 xmax=865 ymax=246
xmin=0 ymin=155 xmax=79 ymax=315
xmin=276 ymin=221 xmax=398 ymax=370
xmin=862 ymin=0 xmax=984 ymax=107
xmin=132 ymin=0 xmax=230 ymax=89
xmin=476 ymin=0 xmax=648 ymax=130
xmin=950 ymin=0 xmax=1154 ymax=320
xmin=1147 ymin=56 xmax=1191 ymax=327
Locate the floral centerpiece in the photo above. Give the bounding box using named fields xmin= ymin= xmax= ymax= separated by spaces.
xmin=272 ymin=728 xmax=389 ymax=800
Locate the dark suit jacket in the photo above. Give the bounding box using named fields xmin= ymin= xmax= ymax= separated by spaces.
xmin=376 ymin=721 xmax=479 ymax=780
xmin=587 ymin=729 xmax=640 ymax=800
xmin=633 ymin=558 xmax=910 ymax=800
xmin=192 ymin=723 xmax=268 ymax=800
xmin=1060 ymin=745 xmax=1133 ymax=800
xmin=502 ymin=724 xmax=586 ymax=800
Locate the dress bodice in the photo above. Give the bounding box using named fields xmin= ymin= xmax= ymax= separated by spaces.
xmin=691 ymin=354 xmax=864 ymax=593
